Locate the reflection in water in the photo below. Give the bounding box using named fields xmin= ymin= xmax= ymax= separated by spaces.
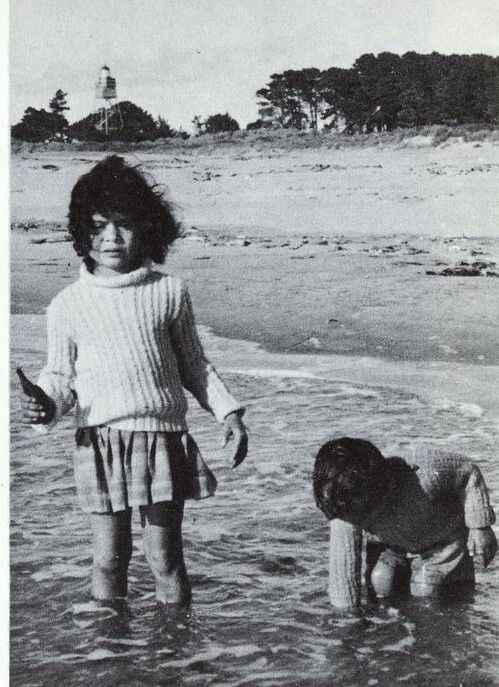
xmin=10 ymin=318 xmax=499 ymax=686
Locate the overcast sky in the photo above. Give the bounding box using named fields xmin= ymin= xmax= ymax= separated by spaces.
xmin=10 ymin=0 xmax=499 ymax=131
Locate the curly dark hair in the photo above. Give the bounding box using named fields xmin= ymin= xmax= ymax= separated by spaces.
xmin=313 ymin=437 xmax=388 ymax=521
xmin=68 ymin=155 xmax=181 ymax=265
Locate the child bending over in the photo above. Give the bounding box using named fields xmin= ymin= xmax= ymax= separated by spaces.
xmin=313 ymin=438 xmax=497 ymax=608
xmin=19 ymin=155 xmax=248 ymax=608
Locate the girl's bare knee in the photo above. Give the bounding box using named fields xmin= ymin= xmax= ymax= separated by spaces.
xmin=145 ymin=549 xmax=176 ymax=577
xmin=94 ymin=550 xmax=130 ymax=576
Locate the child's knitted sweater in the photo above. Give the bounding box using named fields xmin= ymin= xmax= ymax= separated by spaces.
xmin=328 ymin=444 xmax=495 ymax=607
xmin=36 ymin=263 xmax=243 ymax=432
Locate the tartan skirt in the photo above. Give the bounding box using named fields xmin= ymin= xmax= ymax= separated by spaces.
xmin=74 ymin=426 xmax=218 ymax=514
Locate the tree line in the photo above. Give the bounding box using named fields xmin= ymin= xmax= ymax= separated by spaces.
xmin=253 ymin=52 xmax=499 ymax=131
xmin=11 ymin=52 xmax=499 ymax=142
xmin=11 ymin=90 xmax=190 ymax=142
xmin=11 ymin=90 xmax=243 ymax=142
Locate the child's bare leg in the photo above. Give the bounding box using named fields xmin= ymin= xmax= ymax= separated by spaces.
xmin=365 ymin=540 xmax=384 ymax=600
xmin=89 ymin=510 xmax=132 ymax=599
xmin=410 ymin=534 xmax=474 ymax=598
xmin=369 ymin=548 xmax=409 ymax=598
xmin=140 ymin=501 xmax=191 ymax=607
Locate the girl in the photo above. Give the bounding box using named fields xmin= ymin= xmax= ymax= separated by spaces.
xmin=20 ymin=155 xmax=248 ymax=607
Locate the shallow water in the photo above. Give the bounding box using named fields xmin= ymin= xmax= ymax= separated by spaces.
xmin=11 ymin=316 xmax=499 ymax=686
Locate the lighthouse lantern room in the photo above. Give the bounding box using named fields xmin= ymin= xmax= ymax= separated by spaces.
xmin=93 ymin=65 xmax=122 ymax=135
xmin=95 ymin=65 xmax=117 ymax=100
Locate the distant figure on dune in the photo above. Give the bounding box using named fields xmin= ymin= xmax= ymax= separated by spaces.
xmin=313 ymin=437 xmax=497 ymax=609
xmin=365 ymin=105 xmax=390 ymax=133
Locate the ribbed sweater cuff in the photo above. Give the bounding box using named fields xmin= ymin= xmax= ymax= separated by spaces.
xmin=216 ymin=403 xmax=246 ymax=424
xmin=467 ymin=506 xmax=496 ymax=529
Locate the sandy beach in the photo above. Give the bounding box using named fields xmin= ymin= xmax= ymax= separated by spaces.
xmin=11 ymin=137 xmax=499 ymax=364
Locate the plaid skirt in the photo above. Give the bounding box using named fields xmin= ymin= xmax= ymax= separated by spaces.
xmin=74 ymin=426 xmax=217 ymax=514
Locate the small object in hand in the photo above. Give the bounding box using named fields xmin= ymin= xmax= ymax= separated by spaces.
xmin=17 ymin=367 xmax=55 ymax=424
xmin=17 ymin=367 xmax=43 ymax=400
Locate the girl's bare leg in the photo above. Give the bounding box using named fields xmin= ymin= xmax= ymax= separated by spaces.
xmin=140 ymin=501 xmax=191 ymax=607
xmin=89 ymin=510 xmax=133 ymax=599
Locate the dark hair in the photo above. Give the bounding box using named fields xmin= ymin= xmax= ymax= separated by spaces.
xmin=313 ymin=438 xmax=388 ymax=521
xmin=68 ymin=155 xmax=181 ymax=266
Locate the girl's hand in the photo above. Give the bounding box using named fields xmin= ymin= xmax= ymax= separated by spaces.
xmin=17 ymin=368 xmax=56 ymax=425
xmin=20 ymin=391 xmax=56 ymax=425
xmin=468 ymin=527 xmax=498 ymax=568
xmin=222 ymin=411 xmax=248 ymax=468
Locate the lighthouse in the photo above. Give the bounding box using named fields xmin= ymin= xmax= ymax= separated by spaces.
xmin=94 ymin=65 xmax=123 ymax=135
xmin=95 ymin=65 xmax=117 ymax=100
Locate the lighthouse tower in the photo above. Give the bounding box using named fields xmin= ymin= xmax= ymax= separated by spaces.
xmin=94 ymin=65 xmax=123 ymax=135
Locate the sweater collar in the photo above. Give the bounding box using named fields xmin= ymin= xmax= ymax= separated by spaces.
xmin=79 ymin=261 xmax=153 ymax=288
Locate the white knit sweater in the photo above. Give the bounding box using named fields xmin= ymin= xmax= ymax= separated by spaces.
xmin=36 ymin=262 xmax=243 ymax=433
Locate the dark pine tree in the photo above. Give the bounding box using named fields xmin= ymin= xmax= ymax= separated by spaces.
xmin=203 ymin=113 xmax=240 ymax=133
xmin=49 ymin=89 xmax=69 ymax=115
xmin=11 ymin=107 xmax=68 ymax=142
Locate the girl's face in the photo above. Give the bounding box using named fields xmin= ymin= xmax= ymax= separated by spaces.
xmin=89 ymin=212 xmax=143 ymax=276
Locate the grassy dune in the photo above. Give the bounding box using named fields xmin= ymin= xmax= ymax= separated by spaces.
xmin=11 ymin=123 xmax=499 ymax=155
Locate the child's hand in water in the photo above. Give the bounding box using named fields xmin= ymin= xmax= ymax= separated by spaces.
xmin=468 ymin=526 xmax=498 ymax=568
xmin=17 ymin=368 xmax=56 ymax=425
xmin=222 ymin=411 xmax=248 ymax=468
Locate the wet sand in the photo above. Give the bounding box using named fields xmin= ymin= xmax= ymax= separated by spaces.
xmin=10 ymin=138 xmax=499 ymax=366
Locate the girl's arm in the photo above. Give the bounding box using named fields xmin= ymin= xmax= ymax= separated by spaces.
xmin=328 ymin=519 xmax=363 ymax=609
xmin=425 ymin=448 xmax=496 ymax=567
xmin=170 ymin=281 xmax=247 ymax=466
xmin=436 ymin=451 xmax=497 ymax=530
xmin=170 ymin=282 xmax=244 ymax=423
xmin=459 ymin=460 xmax=497 ymax=567
xmin=32 ymin=298 xmax=77 ymax=433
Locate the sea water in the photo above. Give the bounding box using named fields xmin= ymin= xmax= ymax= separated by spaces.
xmin=10 ymin=316 xmax=499 ymax=687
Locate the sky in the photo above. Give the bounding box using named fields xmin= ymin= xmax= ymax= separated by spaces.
xmin=9 ymin=0 xmax=499 ymax=131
